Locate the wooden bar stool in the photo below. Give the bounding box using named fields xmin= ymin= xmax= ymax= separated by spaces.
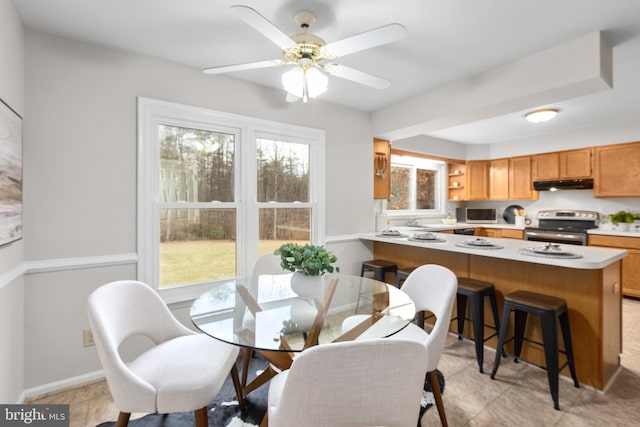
xmin=356 ymin=260 xmax=397 ymax=313
xmin=490 ymin=290 xmax=579 ymax=410
xmin=452 ymin=278 xmax=501 ymax=373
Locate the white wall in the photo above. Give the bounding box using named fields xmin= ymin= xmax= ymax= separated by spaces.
xmin=22 ymin=30 xmax=374 ymax=390
xmin=0 ymin=0 xmax=24 ymax=404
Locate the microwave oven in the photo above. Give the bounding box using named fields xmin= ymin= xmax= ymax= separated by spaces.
xmin=456 ymin=208 xmax=497 ymax=223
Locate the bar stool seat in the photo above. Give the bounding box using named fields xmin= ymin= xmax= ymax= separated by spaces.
xmin=490 ymin=290 xmax=579 ymax=410
xmin=452 ymin=278 xmax=501 ymax=373
xmin=395 ymin=266 xmax=418 ymax=288
xmin=360 ymin=259 xmax=397 ymax=282
xmin=356 ymin=260 xmax=397 ymax=313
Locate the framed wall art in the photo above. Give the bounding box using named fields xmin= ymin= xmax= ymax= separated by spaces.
xmin=0 ymin=97 xmax=22 ymax=246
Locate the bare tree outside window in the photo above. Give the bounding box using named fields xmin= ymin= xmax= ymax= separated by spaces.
xmin=257 ymin=138 xmax=311 ymax=252
xmin=158 ymin=125 xmax=236 ymax=288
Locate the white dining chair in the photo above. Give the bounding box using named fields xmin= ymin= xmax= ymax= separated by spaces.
xmin=251 ymin=252 xmax=286 ymax=276
xmin=389 ymin=264 xmax=458 ymax=427
xmin=266 ymin=338 xmax=429 ymax=427
xmin=87 ymin=280 xmax=243 ymax=427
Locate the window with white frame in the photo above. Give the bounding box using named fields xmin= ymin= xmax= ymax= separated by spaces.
xmin=138 ymin=98 xmax=325 ymax=301
xmin=387 ymin=153 xmax=447 ymax=216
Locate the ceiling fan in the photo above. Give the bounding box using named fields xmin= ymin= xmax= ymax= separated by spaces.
xmin=203 ymin=5 xmax=407 ymax=103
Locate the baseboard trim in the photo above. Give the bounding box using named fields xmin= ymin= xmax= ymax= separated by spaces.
xmin=21 ymin=369 xmax=105 ymax=402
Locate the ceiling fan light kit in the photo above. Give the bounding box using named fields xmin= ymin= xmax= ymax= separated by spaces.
xmin=203 ymin=5 xmax=407 ymax=103
xmin=525 ymin=108 xmax=558 ymax=123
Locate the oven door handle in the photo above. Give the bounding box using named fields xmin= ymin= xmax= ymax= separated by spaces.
xmin=525 ymin=230 xmax=586 ymax=243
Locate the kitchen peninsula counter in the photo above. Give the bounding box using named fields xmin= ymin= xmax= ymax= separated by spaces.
xmin=360 ymin=232 xmax=626 ymax=390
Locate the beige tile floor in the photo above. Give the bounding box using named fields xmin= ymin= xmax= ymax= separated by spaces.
xmin=29 ymin=298 xmax=640 ymax=426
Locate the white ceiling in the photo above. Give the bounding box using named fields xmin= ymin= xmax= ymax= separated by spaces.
xmin=12 ymin=0 xmax=640 ymax=144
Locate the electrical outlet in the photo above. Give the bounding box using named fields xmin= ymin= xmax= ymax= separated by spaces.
xmin=83 ymin=329 xmax=95 ymax=347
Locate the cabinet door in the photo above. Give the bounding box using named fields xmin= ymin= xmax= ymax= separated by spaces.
xmin=588 ymin=234 xmax=640 ymax=297
xmin=594 ymin=142 xmax=640 ymax=197
xmin=531 ymin=152 xmax=559 ymax=180
xmin=489 ymin=158 xmax=509 ymax=200
xmin=559 ymin=148 xmax=592 ymax=178
xmin=482 ymin=229 xmax=500 ymax=238
xmin=500 ymin=229 xmax=524 ymax=239
xmin=509 ymin=155 xmax=536 ymax=199
xmin=467 ymin=160 xmax=489 ymax=200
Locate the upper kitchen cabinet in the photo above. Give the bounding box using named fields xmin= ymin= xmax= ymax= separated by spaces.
xmin=486 ymin=156 xmax=537 ymax=200
xmin=509 ymin=155 xmax=538 ymax=200
xmin=447 ymin=162 xmax=467 ymax=201
xmin=467 ymin=160 xmax=490 ymax=200
xmin=532 ymin=148 xmax=593 ymax=180
xmin=594 ymin=141 xmax=640 ymax=197
xmin=489 ymin=158 xmax=509 ymax=199
xmin=373 ymin=138 xmax=391 ymax=199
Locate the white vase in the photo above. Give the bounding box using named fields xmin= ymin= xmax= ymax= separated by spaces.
xmin=290 ymin=271 xmax=324 ymax=299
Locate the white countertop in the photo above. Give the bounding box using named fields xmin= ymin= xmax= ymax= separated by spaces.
xmin=361 ymin=231 xmax=626 ymax=270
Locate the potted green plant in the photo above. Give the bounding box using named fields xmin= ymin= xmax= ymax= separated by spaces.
xmin=609 ymin=210 xmax=635 ymax=231
xmin=275 ymin=243 xmax=340 ymax=299
xmin=274 ymin=243 xmax=339 ymax=276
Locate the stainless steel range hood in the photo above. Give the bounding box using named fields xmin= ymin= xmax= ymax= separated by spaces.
xmin=533 ymin=178 xmax=594 ymax=191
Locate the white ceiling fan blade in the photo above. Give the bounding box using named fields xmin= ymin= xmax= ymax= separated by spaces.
xmin=321 ymin=23 xmax=407 ymax=58
xmin=323 ymin=64 xmax=391 ymax=89
xmin=203 ymin=59 xmax=284 ymax=74
xmin=230 ymin=5 xmax=298 ymax=50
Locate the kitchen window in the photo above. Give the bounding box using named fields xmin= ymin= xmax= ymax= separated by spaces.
xmin=138 ymin=98 xmax=325 ymax=302
xmin=387 ymin=153 xmax=447 ymax=216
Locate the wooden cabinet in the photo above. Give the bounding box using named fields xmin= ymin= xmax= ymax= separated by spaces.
xmin=509 ymin=156 xmax=537 ymax=199
xmin=589 ymin=234 xmax=640 ymax=297
xmin=532 ymin=152 xmax=559 ymax=181
xmin=447 ymin=162 xmax=467 ymax=201
xmin=373 ymin=139 xmax=390 ymax=199
xmin=532 ymin=148 xmax=592 ymax=180
xmin=594 ymin=141 xmax=640 ymax=197
xmin=475 ymin=228 xmax=524 ymax=239
xmin=560 ymin=148 xmax=593 ymax=178
xmin=467 ymin=160 xmax=489 ymax=200
xmin=489 ymin=158 xmax=509 ymax=199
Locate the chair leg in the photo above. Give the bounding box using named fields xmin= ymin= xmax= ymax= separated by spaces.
xmin=116 ymin=412 xmax=130 ymax=427
xmin=427 ymin=370 xmax=448 ymax=427
xmin=260 ymin=411 xmax=269 ymax=427
xmin=230 ymin=363 xmax=244 ymax=409
xmin=469 ymin=293 xmax=485 ymax=373
xmin=241 ymin=348 xmax=252 ymax=388
xmin=194 ymin=407 xmax=208 ymax=427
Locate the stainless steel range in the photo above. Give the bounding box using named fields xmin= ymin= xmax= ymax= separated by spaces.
xmin=524 ymin=210 xmax=599 ymax=246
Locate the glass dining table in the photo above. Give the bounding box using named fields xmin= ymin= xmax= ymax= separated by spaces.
xmin=190 ymin=273 xmax=416 ymax=395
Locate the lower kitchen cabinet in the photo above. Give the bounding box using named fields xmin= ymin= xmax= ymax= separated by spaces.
xmin=475 ymin=228 xmax=524 ymax=239
xmin=589 ymin=234 xmax=640 ymax=298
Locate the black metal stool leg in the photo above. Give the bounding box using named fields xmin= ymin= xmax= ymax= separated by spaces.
xmin=540 ymin=312 xmax=560 ymax=410
xmin=469 ymin=292 xmax=485 ymax=372
xmin=559 ymin=311 xmax=580 ymax=388
xmin=456 ymin=294 xmax=468 ymax=340
xmin=491 ymin=303 xmax=511 ymax=379
xmin=513 ymin=310 xmax=528 ymax=362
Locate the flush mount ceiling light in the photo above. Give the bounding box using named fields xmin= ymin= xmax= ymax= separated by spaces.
xmin=525 ymin=109 xmax=558 ymax=123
